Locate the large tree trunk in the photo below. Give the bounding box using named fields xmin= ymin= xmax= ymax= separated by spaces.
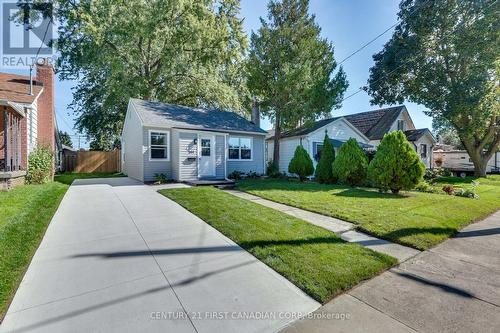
xmin=463 ymin=142 xmax=496 ymax=177
xmin=273 ymin=113 xmax=281 ymax=170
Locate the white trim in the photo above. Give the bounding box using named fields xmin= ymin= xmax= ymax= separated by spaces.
xmin=227 ymin=135 xmax=254 ymax=161
xmin=148 ymin=129 xmax=170 ymax=162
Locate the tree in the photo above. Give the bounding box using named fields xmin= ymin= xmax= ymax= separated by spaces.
xmin=315 ymin=132 xmax=336 ymax=183
xmin=288 ymin=145 xmax=314 ymax=181
xmin=433 ymin=122 xmax=464 ymax=149
xmin=58 ymin=131 xmax=73 ymax=148
xmin=365 ymin=0 xmax=499 ymax=177
xmin=32 ymin=0 xmax=248 ymax=148
xmin=368 ymin=131 xmax=425 ymax=194
xmin=332 ymin=138 xmax=368 ymax=186
xmin=247 ymin=0 xmax=348 ymax=170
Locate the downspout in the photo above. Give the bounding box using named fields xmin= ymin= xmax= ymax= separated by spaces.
xmin=224 ymin=134 xmax=231 ymax=181
xmin=3 ymin=106 xmax=7 ymax=172
xmin=196 ymin=133 xmax=200 ymax=179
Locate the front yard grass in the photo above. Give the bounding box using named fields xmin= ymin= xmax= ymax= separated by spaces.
xmin=0 ymin=172 xmax=125 ymax=319
xmin=160 ymin=187 xmax=396 ymax=303
xmin=236 ymin=175 xmax=500 ymax=250
xmin=0 ymin=182 xmax=68 ymax=319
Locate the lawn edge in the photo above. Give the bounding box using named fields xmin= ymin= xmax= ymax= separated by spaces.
xmin=235 ymin=185 xmax=499 ymax=251
xmin=159 ymin=187 xmax=398 ymax=304
xmin=0 ymin=184 xmax=69 ymax=321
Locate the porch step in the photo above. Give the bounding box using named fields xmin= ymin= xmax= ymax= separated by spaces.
xmin=184 ymin=179 xmax=235 ymax=187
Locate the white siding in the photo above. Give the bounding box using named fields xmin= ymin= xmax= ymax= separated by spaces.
xmin=121 ymin=103 xmax=144 ymax=181
xmin=171 ymin=129 xmax=180 ymax=180
xmin=305 ymin=119 xmax=368 ymax=168
xmin=388 ymin=109 xmax=415 ymax=132
xmin=27 ymin=103 xmax=38 ymax=154
xmin=178 ymin=132 xmax=197 ymax=181
xmin=215 ymin=135 xmax=225 ymax=179
xmin=413 ymin=134 xmax=434 ymax=168
xmin=143 ymin=127 xmax=172 ymax=181
xmin=227 ymin=135 xmax=265 ymax=175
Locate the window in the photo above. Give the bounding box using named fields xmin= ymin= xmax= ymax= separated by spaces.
xmin=420 ymin=144 xmax=427 ymax=158
xmin=201 ymin=138 xmax=211 ymax=156
xmin=313 ymin=143 xmax=324 ymax=162
xmin=149 ymin=131 xmax=169 ymax=160
xmin=228 ymin=137 xmax=252 ymax=160
xmin=397 ymin=120 xmax=405 ymax=131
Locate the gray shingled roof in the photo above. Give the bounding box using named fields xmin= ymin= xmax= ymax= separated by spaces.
xmin=131 ymin=99 xmax=266 ymax=134
xmin=404 ymin=128 xmax=434 ymax=142
xmin=268 ymin=117 xmax=342 ymax=139
xmin=344 ymin=106 xmax=405 ymax=140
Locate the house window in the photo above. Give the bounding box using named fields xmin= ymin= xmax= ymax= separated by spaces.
xmin=313 ymin=143 xmax=324 ymax=162
xmin=201 ymin=138 xmax=211 ymax=156
xmin=228 ymin=137 xmax=252 ymax=160
xmin=420 ymin=144 xmax=427 ymax=158
xmin=149 ymin=131 xmax=169 ymax=160
xmin=397 ymin=120 xmax=405 ymax=131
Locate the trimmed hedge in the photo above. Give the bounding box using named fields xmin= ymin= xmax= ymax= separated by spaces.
xmin=368 ymin=131 xmax=425 ymax=194
xmin=288 ymin=145 xmax=314 ymax=181
xmin=315 ymin=133 xmax=336 ymax=183
xmin=332 ymin=138 xmax=368 ymax=186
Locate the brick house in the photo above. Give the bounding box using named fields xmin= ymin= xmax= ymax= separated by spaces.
xmin=0 ymin=59 xmax=56 ymax=189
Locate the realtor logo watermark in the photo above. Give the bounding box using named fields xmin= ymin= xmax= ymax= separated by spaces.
xmin=1 ymin=0 xmax=55 ymax=68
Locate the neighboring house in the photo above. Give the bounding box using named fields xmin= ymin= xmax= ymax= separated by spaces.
xmin=433 ymin=150 xmax=500 ymax=176
xmin=121 ymin=98 xmax=266 ymax=182
xmin=266 ymin=105 xmax=436 ymax=173
xmin=0 ymin=59 xmax=56 ymax=190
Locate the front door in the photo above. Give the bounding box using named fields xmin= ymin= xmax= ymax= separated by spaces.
xmin=199 ymin=135 xmax=215 ymax=177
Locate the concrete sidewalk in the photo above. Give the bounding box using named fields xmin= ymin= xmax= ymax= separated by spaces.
xmin=280 ymin=210 xmax=500 ymax=333
xmin=1 ymin=178 xmax=319 ymax=333
xmin=225 ymin=190 xmax=420 ymax=262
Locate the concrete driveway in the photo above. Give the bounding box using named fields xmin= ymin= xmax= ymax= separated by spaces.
xmin=1 ymin=178 xmax=318 ymax=333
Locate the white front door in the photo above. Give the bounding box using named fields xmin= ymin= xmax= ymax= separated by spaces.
xmin=199 ymin=135 xmax=215 ymax=177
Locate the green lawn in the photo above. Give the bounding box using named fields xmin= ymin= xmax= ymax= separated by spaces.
xmin=236 ymin=175 xmax=500 ymax=251
xmin=160 ymin=187 xmax=396 ymax=303
xmin=0 ymin=172 xmax=124 ymax=319
xmin=54 ymin=172 xmax=124 ymax=185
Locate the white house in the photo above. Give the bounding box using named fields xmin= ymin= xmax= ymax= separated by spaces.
xmin=266 ymin=105 xmax=436 ymax=173
xmin=121 ymin=98 xmax=266 ymax=182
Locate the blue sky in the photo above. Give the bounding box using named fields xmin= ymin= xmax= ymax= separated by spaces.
xmin=4 ymin=0 xmax=433 ymax=147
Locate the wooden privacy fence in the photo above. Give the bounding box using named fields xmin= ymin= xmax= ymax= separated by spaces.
xmin=63 ymin=150 xmax=121 ymax=173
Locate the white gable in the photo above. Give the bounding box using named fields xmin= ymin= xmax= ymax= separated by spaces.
xmin=307 ymin=118 xmax=369 ymax=144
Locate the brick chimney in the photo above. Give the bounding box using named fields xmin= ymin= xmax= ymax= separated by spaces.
xmin=35 ymin=59 xmax=55 ymax=150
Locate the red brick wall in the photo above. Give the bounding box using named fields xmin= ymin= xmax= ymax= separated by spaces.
xmin=35 ymin=59 xmax=55 ymax=151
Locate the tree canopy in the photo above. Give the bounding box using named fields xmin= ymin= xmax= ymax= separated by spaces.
xmin=366 ymin=0 xmax=499 ymax=176
xmin=40 ymin=0 xmax=249 ymax=149
xmin=247 ymin=0 xmax=348 ymax=168
xmin=58 ymin=130 xmax=72 ymax=148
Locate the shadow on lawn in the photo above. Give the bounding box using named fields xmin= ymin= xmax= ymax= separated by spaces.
xmin=334 ymin=188 xmax=405 ymax=199
xmin=72 ymin=237 xmax=347 ymax=259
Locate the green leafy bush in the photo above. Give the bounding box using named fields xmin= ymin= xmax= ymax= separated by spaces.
xmin=154 ymin=173 xmax=168 ymax=184
xmin=26 ymin=145 xmax=54 ymax=184
xmin=315 ymin=133 xmax=336 ymax=183
xmin=228 ymin=170 xmax=244 ymax=180
xmin=415 ymin=181 xmax=440 ymax=194
xmin=368 ymin=131 xmax=425 ymax=194
xmin=266 ymin=160 xmax=281 ymax=178
xmin=424 ymin=167 xmax=452 ymax=182
xmin=288 ymin=145 xmax=314 ymax=181
xmin=332 ymin=138 xmax=368 ymax=186
xmin=246 ymin=171 xmax=260 ymax=179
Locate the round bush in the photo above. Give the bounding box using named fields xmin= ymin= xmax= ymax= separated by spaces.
xmin=368 ymin=131 xmax=425 ymax=194
xmin=288 ymin=145 xmax=314 ymax=181
xmin=315 ymin=133 xmax=336 ymax=183
xmin=26 ymin=145 xmax=54 ymax=184
xmin=332 ymin=138 xmax=368 ymax=186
